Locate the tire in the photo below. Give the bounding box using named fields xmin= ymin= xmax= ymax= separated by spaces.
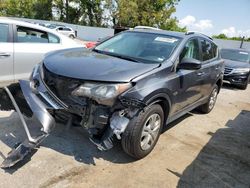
xmin=238 ymin=82 xmax=248 ymax=90
xmin=121 ymin=104 xmax=164 ymax=159
xmin=199 ymin=85 xmax=218 ymax=114
xmin=238 ymin=76 xmax=249 ymax=90
xmin=69 ymin=34 xmax=75 ymax=39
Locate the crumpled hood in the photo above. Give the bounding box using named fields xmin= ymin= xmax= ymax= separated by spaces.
xmin=223 ymin=59 xmax=250 ymax=69
xmin=43 ymin=48 xmax=159 ymax=82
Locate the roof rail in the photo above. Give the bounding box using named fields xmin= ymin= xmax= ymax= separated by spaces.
xmin=134 ymin=26 xmax=161 ymax=30
xmin=185 ymin=31 xmax=213 ymax=40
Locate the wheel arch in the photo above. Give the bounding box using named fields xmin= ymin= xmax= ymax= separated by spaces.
xmin=216 ymin=78 xmax=223 ymax=93
xmin=144 ymin=93 xmax=171 ymax=126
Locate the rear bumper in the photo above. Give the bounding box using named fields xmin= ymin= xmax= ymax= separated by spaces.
xmin=19 ymin=80 xmax=57 ymax=133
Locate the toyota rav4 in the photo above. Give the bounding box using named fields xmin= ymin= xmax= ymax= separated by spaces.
xmin=0 ymin=29 xmax=224 ymax=168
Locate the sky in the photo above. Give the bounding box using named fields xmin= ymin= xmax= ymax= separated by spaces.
xmin=174 ymin=0 xmax=250 ymax=37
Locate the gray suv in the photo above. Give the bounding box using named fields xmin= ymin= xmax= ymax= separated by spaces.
xmin=0 ymin=29 xmax=224 ymax=168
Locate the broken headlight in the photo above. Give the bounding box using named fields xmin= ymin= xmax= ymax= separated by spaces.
xmin=71 ymin=82 xmax=131 ymax=106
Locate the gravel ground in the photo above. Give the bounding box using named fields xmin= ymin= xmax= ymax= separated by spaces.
xmin=0 ymin=84 xmax=249 ymax=188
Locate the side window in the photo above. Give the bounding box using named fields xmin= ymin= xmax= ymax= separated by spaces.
xmin=48 ymin=33 xmax=60 ymax=43
xmin=17 ymin=26 xmax=49 ymax=43
xmin=200 ymin=39 xmax=215 ymax=61
xmin=63 ymin=27 xmax=71 ymax=31
xmin=180 ymin=38 xmax=200 ymax=62
xmin=211 ymin=42 xmax=218 ymax=58
xmin=0 ymin=23 xmax=9 ymax=42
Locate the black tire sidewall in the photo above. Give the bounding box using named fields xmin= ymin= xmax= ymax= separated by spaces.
xmin=122 ymin=104 xmax=164 ymax=159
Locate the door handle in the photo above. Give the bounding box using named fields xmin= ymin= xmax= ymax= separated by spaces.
xmin=0 ymin=53 xmax=11 ymax=57
xmin=197 ymin=72 xmax=205 ymax=76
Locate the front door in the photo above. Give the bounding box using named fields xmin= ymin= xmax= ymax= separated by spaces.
xmin=171 ymin=38 xmax=203 ymax=114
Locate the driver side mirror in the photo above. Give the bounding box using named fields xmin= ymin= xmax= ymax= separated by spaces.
xmin=178 ymin=57 xmax=201 ymax=70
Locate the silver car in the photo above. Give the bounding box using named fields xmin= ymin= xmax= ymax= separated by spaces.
xmin=0 ymin=17 xmax=84 ymax=87
xmin=47 ymin=24 xmax=76 ymax=38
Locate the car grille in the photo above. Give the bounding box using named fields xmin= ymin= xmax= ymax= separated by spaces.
xmin=42 ymin=64 xmax=87 ymax=106
xmin=224 ymin=67 xmax=233 ymax=75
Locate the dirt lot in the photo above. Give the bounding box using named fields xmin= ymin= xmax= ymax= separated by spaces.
xmin=0 ymin=84 xmax=249 ymax=188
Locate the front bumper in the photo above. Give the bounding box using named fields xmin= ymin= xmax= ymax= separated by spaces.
xmin=1 ymin=80 xmax=59 ymax=168
xmin=19 ymin=80 xmax=56 ymax=134
xmin=223 ymin=73 xmax=249 ymax=85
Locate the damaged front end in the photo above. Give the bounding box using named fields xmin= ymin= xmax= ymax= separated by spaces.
xmin=1 ymin=63 xmax=145 ymax=168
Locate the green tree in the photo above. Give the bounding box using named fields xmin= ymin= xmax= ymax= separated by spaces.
xmin=78 ymin=0 xmax=104 ymax=26
xmin=0 ymin=0 xmax=36 ymax=18
xmin=33 ymin=0 xmax=53 ymax=20
xmin=0 ymin=0 xmax=52 ymax=20
xmin=104 ymin=0 xmax=185 ymax=31
xmin=212 ymin=33 xmax=227 ymax=39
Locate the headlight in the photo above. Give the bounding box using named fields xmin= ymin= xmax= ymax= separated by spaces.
xmin=72 ymin=82 xmax=132 ymax=106
xmin=30 ymin=64 xmax=40 ymax=80
xmin=232 ymin=68 xmax=250 ymax=74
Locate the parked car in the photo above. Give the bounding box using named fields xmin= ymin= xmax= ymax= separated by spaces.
xmin=221 ymin=48 xmax=250 ymax=89
xmin=85 ymin=36 xmax=112 ymax=48
xmin=47 ymin=24 xmax=76 ymax=38
xmin=1 ymin=29 xmax=224 ymax=168
xmin=0 ymin=17 xmax=84 ymax=87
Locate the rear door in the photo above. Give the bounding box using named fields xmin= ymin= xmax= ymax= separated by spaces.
xmin=0 ymin=23 xmax=14 ymax=86
xmin=13 ymin=25 xmax=62 ymax=81
xmin=171 ymin=38 xmax=203 ymax=113
xmin=199 ymin=38 xmax=222 ymax=98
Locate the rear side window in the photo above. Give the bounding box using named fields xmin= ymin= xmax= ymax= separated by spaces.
xmin=200 ymin=39 xmax=217 ymax=61
xmin=211 ymin=42 xmax=218 ymax=57
xmin=0 ymin=23 xmax=9 ymax=42
xmin=180 ymin=38 xmax=200 ymax=62
xmin=17 ymin=26 xmax=49 ymax=43
xmin=48 ymin=33 xmax=60 ymax=43
xmin=63 ymin=27 xmax=71 ymax=31
xmin=17 ymin=26 xmax=60 ymax=43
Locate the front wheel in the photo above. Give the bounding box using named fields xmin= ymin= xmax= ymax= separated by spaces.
xmin=238 ymin=76 xmax=249 ymax=90
xmin=121 ymin=104 xmax=164 ymax=159
xmin=199 ymin=85 xmax=218 ymax=114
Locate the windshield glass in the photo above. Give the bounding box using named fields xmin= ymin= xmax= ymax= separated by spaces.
xmin=221 ymin=49 xmax=250 ymax=63
xmin=95 ymin=32 xmax=181 ymax=63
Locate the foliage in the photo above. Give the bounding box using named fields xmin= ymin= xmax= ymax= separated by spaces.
xmin=0 ymin=0 xmax=185 ymax=32
xmin=104 ymin=0 xmax=186 ymax=31
xmin=212 ymin=33 xmax=250 ymax=42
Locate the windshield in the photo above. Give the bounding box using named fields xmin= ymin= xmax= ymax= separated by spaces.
xmin=95 ymin=32 xmax=181 ymax=63
xmin=221 ymin=49 xmax=250 ymax=63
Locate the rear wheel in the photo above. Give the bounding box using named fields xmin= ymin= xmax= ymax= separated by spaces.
xmin=199 ymin=85 xmax=218 ymax=114
xmin=121 ymin=104 xmax=164 ymax=159
xmin=69 ymin=34 xmax=75 ymax=39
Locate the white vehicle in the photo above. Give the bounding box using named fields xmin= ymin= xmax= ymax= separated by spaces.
xmin=0 ymin=17 xmax=84 ymax=87
xmin=47 ymin=24 xmax=76 ymax=38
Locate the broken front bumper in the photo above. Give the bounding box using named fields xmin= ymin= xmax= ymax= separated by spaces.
xmin=1 ymin=80 xmax=60 ymax=168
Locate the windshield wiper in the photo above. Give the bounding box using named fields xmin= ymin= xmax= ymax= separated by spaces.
xmin=92 ymin=48 xmax=105 ymax=54
xmin=109 ymin=54 xmax=141 ymax=63
xmin=92 ymin=49 xmax=141 ymax=63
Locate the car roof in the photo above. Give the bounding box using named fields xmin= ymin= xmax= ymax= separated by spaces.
xmin=0 ymin=17 xmax=64 ymax=36
xmin=131 ymin=28 xmax=213 ymax=41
